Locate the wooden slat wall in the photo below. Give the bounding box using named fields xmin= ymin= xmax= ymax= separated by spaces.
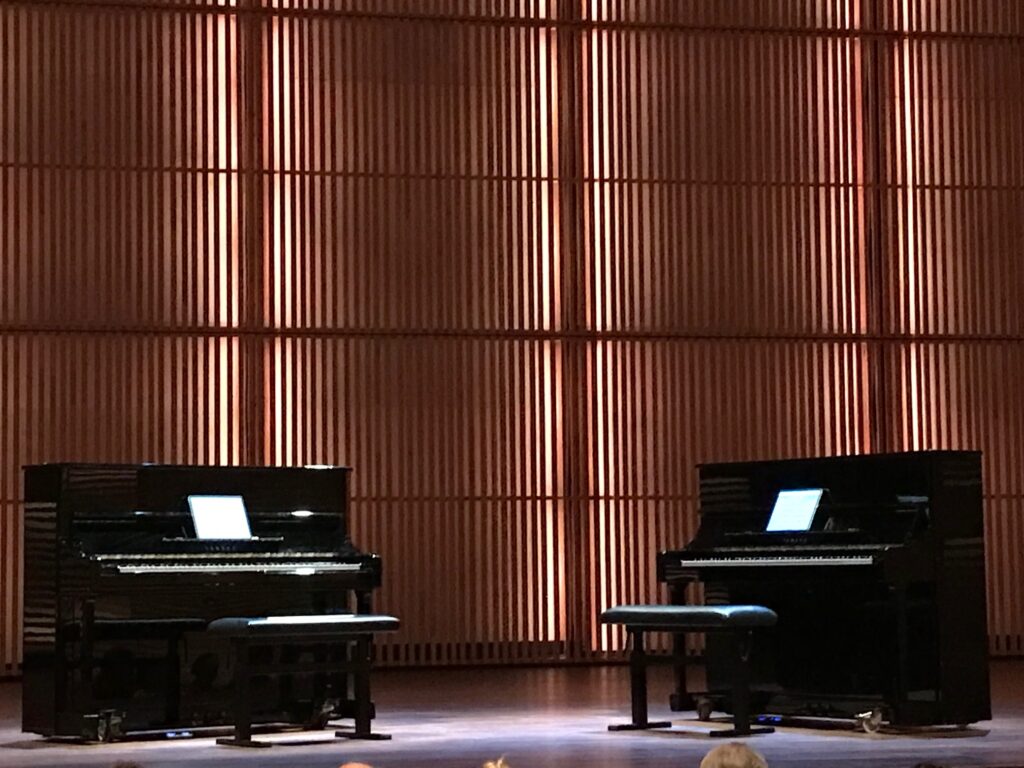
xmin=1 ymin=0 xmax=1023 ymax=673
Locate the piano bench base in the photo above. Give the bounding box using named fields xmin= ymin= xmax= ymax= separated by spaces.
xmin=335 ymin=729 xmax=392 ymax=741
xmin=215 ymin=736 xmax=273 ymax=749
xmin=212 ymin=614 xmax=399 ymax=749
xmin=710 ymin=725 xmax=775 ymax=738
xmin=608 ymin=721 xmax=673 ymax=731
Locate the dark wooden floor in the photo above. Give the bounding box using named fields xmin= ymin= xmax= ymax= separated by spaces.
xmin=2 ymin=661 xmax=1024 ymax=768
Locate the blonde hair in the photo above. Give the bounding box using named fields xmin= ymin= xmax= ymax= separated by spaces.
xmin=483 ymin=758 xmax=510 ymax=768
xmin=699 ymin=742 xmax=768 ymax=768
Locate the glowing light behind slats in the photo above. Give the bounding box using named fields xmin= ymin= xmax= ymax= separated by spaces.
xmin=2 ymin=0 xmax=1024 ymax=674
xmin=880 ymin=0 xmax=1024 ymax=654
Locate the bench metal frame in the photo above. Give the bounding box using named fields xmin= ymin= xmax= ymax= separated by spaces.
xmin=610 ymin=624 xmax=773 ymax=738
xmin=216 ymin=629 xmax=391 ymax=748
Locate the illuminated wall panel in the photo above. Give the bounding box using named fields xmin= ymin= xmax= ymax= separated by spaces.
xmin=878 ymin=3 xmax=1024 ymax=654
xmin=0 ymin=4 xmax=242 ymax=330
xmin=881 ymin=29 xmax=1024 ymax=337
xmin=257 ymin=12 xmax=561 ymax=332
xmin=2 ymin=1 xmax=1024 ymax=672
xmin=581 ymin=5 xmax=869 ymax=337
xmin=885 ymin=342 xmax=1024 ymax=654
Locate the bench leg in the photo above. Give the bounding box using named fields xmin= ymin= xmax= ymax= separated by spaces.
xmin=710 ymin=631 xmax=773 ymax=738
xmin=609 ymin=629 xmax=672 ymax=731
xmin=336 ymin=636 xmax=390 ymax=741
xmin=217 ymin=638 xmax=271 ymax=748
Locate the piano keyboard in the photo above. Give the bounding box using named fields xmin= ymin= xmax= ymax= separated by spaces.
xmin=115 ymin=561 xmax=364 ymax=575
xmin=676 ymin=555 xmax=874 ymax=568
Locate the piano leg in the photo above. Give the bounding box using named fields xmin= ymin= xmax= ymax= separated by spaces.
xmin=893 ymin=584 xmax=910 ymax=726
xmin=608 ymin=629 xmax=672 ymax=731
xmin=165 ymin=635 xmax=180 ymax=725
xmin=356 ymin=590 xmax=372 ymax=615
xmin=79 ymin=601 xmax=96 ymax=722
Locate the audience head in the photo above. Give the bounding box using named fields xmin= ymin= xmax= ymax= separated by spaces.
xmin=700 ymin=742 xmax=768 ymax=768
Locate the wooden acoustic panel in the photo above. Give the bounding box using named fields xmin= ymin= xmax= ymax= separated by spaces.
xmin=2 ymin=1 xmax=1024 ymax=674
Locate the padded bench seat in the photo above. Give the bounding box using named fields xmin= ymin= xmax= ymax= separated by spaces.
xmin=602 ymin=605 xmax=777 ymax=631
xmin=209 ymin=614 xmax=400 ymax=636
xmin=211 ymin=613 xmax=399 ymax=748
xmin=601 ymin=605 xmax=777 ymax=738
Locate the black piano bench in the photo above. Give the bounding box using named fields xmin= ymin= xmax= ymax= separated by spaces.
xmin=600 ymin=605 xmax=777 ymax=738
xmin=208 ymin=613 xmax=400 ymax=748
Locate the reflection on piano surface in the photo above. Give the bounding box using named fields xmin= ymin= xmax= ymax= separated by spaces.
xmin=22 ymin=463 xmax=382 ymax=738
xmin=657 ymin=450 xmax=991 ymax=727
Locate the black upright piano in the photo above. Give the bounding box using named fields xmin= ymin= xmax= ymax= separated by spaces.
xmin=22 ymin=463 xmax=382 ymax=739
xmin=657 ymin=450 xmax=990 ymax=728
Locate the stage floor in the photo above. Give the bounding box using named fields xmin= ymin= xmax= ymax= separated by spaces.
xmin=1 ymin=661 xmax=1023 ymax=768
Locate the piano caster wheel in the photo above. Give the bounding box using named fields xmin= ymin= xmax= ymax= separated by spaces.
xmin=669 ymin=693 xmax=689 ymax=712
xmin=856 ymin=709 xmax=883 ymax=734
xmin=696 ymin=697 xmax=715 ymax=722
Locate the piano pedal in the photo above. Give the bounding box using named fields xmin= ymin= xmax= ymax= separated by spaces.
xmin=81 ymin=710 xmax=125 ymax=743
xmin=305 ymin=699 xmax=340 ymax=730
